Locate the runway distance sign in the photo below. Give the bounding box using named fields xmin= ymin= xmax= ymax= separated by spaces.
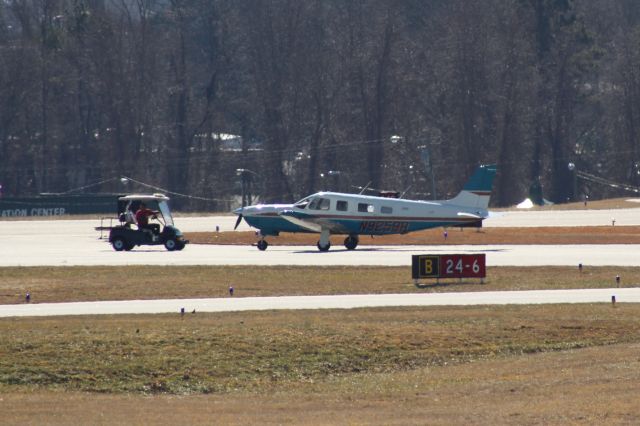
xmin=412 ymin=254 xmax=486 ymax=280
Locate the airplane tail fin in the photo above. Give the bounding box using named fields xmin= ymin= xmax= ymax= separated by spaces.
xmin=448 ymin=164 xmax=497 ymax=210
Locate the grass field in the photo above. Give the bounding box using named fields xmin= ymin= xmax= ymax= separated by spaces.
xmin=3 ymin=304 xmax=638 ymax=394
xmin=1 ymin=305 xmax=639 ymax=424
xmin=2 ymin=341 xmax=638 ymax=424
xmin=0 ymin=265 xmax=638 ymax=304
xmin=1 ymin=263 xmax=640 ymax=424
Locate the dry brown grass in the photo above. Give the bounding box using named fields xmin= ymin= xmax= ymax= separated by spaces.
xmin=188 ymin=225 xmax=640 ymax=246
xmin=1 ymin=305 xmax=639 ymax=424
xmin=2 ymin=342 xmax=637 ymax=425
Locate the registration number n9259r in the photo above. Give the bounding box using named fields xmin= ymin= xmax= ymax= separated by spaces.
xmin=359 ymin=221 xmax=409 ymax=234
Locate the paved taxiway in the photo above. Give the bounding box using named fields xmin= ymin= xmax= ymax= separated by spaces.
xmin=2 ymin=207 xmax=640 ymax=267
xmin=2 ymin=288 xmax=638 ymax=318
xmin=484 ymin=208 xmax=635 ymax=227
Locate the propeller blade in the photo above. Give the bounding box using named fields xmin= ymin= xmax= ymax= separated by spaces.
xmin=234 ymin=214 xmax=243 ymax=230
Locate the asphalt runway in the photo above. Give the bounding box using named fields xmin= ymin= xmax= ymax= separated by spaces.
xmin=2 ymin=212 xmax=640 ymax=266
xmin=2 ymin=231 xmax=640 ymax=267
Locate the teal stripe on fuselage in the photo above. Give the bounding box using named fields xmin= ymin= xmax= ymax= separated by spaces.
xmin=244 ymin=215 xmax=312 ymax=236
xmin=247 ymin=214 xmax=476 ymax=236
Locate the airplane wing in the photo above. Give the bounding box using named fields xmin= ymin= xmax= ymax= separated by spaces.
xmin=279 ymin=210 xmax=348 ymax=233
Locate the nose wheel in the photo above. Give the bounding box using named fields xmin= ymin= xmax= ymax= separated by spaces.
xmin=317 ymin=241 xmax=331 ymax=252
xmin=317 ymin=228 xmax=331 ymax=251
xmin=257 ymin=239 xmax=269 ymax=251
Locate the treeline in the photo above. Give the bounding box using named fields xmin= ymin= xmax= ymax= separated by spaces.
xmin=1 ymin=0 xmax=640 ymax=209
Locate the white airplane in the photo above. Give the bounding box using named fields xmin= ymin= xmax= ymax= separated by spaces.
xmin=233 ymin=164 xmax=497 ymax=251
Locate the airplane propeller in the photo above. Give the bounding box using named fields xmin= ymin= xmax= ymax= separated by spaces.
xmin=234 ymin=213 xmax=243 ymax=230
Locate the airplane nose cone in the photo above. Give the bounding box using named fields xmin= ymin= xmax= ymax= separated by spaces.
xmin=233 ymin=207 xmax=243 ymax=215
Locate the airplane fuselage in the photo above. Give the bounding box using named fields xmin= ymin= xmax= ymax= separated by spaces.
xmin=239 ymin=192 xmax=485 ymax=237
xmin=280 ymin=192 xmax=486 ymax=235
xmin=233 ymin=164 xmax=496 ymax=251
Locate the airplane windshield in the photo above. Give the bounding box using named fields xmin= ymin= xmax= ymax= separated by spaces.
xmin=308 ymin=198 xmax=330 ymax=210
xmin=293 ymin=197 xmax=311 ymax=209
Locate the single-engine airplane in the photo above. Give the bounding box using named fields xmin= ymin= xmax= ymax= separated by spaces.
xmin=233 ymin=164 xmax=497 ymax=251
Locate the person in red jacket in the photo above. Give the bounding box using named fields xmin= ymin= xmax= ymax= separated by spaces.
xmin=135 ymin=203 xmax=160 ymax=234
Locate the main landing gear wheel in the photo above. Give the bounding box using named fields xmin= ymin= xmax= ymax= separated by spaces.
xmin=344 ymin=236 xmax=359 ymax=250
xmin=112 ymin=237 xmax=127 ymax=252
xmin=257 ymin=240 xmax=269 ymax=251
xmin=317 ymin=241 xmax=331 ymax=252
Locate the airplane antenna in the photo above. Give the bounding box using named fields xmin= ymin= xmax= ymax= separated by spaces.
xmin=400 ymin=185 xmax=412 ymax=199
xmin=358 ymin=181 xmax=372 ymax=195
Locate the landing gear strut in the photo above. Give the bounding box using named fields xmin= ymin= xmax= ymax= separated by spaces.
xmin=344 ymin=235 xmax=359 ymax=250
xmin=317 ymin=228 xmax=331 ymax=252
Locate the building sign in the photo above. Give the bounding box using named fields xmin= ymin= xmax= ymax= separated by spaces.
xmin=0 ymin=194 xmax=118 ymax=217
xmin=1 ymin=207 xmax=67 ymax=217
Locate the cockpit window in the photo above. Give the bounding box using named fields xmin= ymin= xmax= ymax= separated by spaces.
xmin=308 ymin=198 xmax=320 ymax=210
xmin=309 ymin=198 xmax=330 ymax=210
xmin=318 ymin=198 xmax=330 ymax=210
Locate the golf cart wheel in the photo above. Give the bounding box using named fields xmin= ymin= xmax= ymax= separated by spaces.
xmin=164 ymin=238 xmax=177 ymax=251
xmin=112 ymin=237 xmax=127 ymax=252
xmin=257 ymin=240 xmax=268 ymax=251
xmin=124 ymin=242 xmax=135 ymax=251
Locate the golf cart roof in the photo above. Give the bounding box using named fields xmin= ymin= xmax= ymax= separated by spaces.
xmin=118 ymin=193 xmax=170 ymax=202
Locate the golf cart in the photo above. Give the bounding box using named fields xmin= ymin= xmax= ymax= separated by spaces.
xmin=107 ymin=194 xmax=188 ymax=251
